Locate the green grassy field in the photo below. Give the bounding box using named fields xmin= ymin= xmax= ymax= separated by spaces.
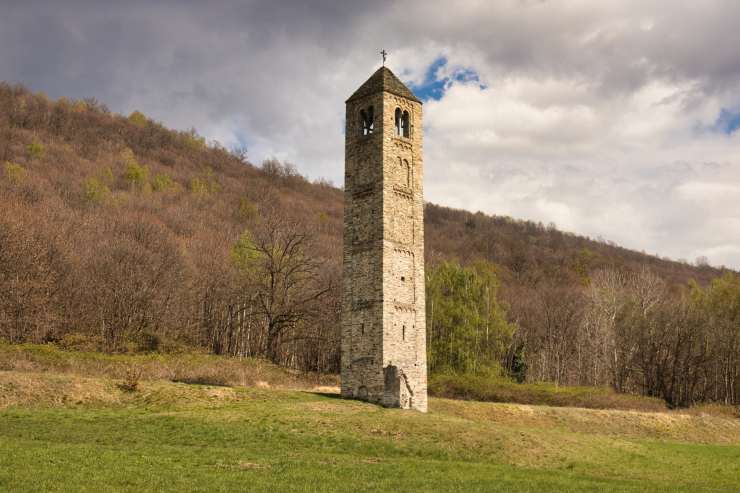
xmin=1 ymin=365 xmax=739 ymax=493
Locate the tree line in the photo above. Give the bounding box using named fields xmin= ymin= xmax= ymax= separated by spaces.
xmin=426 ymin=261 xmax=739 ymax=406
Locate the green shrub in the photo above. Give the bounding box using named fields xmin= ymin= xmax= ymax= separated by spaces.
xmin=152 ymin=173 xmax=176 ymax=192
xmin=27 ymin=141 xmax=45 ymax=160
xmin=183 ymin=128 xmax=206 ymax=150
xmin=190 ymin=177 xmax=209 ymax=196
xmin=128 ymin=110 xmax=148 ymax=128
xmin=83 ymin=177 xmax=111 ymax=204
xmin=238 ymin=197 xmax=257 ymax=220
xmin=4 ymin=161 xmax=26 ymax=183
xmin=120 ymin=149 xmax=151 ymax=190
xmin=189 ymin=176 xmax=220 ymax=197
xmin=124 ymin=162 xmax=150 ymax=190
xmin=230 ymin=230 xmax=261 ymax=270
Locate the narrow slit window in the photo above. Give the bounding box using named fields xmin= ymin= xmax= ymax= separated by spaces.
xmin=402 ymin=325 xmax=406 ymax=341
xmin=401 ymin=110 xmax=410 ymax=137
xmin=395 ymin=107 xmax=402 ymax=136
xmin=360 ymin=106 xmax=375 ymax=135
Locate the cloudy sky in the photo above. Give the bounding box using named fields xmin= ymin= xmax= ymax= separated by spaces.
xmin=3 ymin=0 xmax=740 ymax=268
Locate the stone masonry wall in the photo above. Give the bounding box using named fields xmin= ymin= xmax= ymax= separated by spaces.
xmin=380 ymin=93 xmax=427 ymax=412
xmin=341 ymin=74 xmax=427 ymax=412
xmin=341 ymin=91 xmax=385 ymax=402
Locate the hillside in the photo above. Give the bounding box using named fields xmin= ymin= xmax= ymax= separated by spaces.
xmin=1 ymin=82 xmax=738 ymax=406
xmin=1 ymin=347 xmax=739 ymax=493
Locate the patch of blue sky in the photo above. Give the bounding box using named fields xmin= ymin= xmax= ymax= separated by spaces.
xmin=409 ymin=56 xmax=487 ymax=102
xmin=713 ymin=108 xmax=740 ymax=135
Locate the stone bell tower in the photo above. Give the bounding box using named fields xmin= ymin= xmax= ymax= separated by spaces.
xmin=341 ymin=66 xmax=427 ymax=412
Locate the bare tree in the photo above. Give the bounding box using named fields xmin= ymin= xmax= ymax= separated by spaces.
xmin=236 ymin=211 xmax=331 ymax=363
xmin=0 ymin=207 xmax=66 ymax=344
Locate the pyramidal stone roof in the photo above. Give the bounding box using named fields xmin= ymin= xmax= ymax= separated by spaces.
xmin=346 ymin=67 xmax=422 ymax=104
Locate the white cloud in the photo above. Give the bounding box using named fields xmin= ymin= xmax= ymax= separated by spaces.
xmin=423 ymin=70 xmax=740 ymax=268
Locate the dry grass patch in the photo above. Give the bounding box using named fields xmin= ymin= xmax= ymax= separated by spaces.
xmin=0 ymin=343 xmax=337 ymax=391
xmin=0 ymin=371 xmax=122 ymax=409
xmin=430 ymin=372 xmax=668 ymax=412
xmin=682 ymin=402 xmax=740 ymax=419
xmin=431 ymin=397 xmax=740 ymax=444
xmin=0 ymin=370 xmax=254 ymax=410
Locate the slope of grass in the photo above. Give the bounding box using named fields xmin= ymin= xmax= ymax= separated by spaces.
xmin=429 ymin=372 xmax=669 ymax=412
xmin=0 ymin=343 xmax=338 ymax=390
xmin=1 ymin=368 xmax=739 ymax=492
xmin=5 ymin=343 xmax=737 ymax=415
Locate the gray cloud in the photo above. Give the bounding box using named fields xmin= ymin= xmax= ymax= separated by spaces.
xmin=1 ymin=0 xmax=739 ymax=268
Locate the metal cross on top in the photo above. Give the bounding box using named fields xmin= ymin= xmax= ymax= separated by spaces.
xmin=380 ymin=49 xmax=388 ymax=66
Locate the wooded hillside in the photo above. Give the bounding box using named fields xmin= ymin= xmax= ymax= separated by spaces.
xmin=1 ymin=83 xmax=737 ymax=406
